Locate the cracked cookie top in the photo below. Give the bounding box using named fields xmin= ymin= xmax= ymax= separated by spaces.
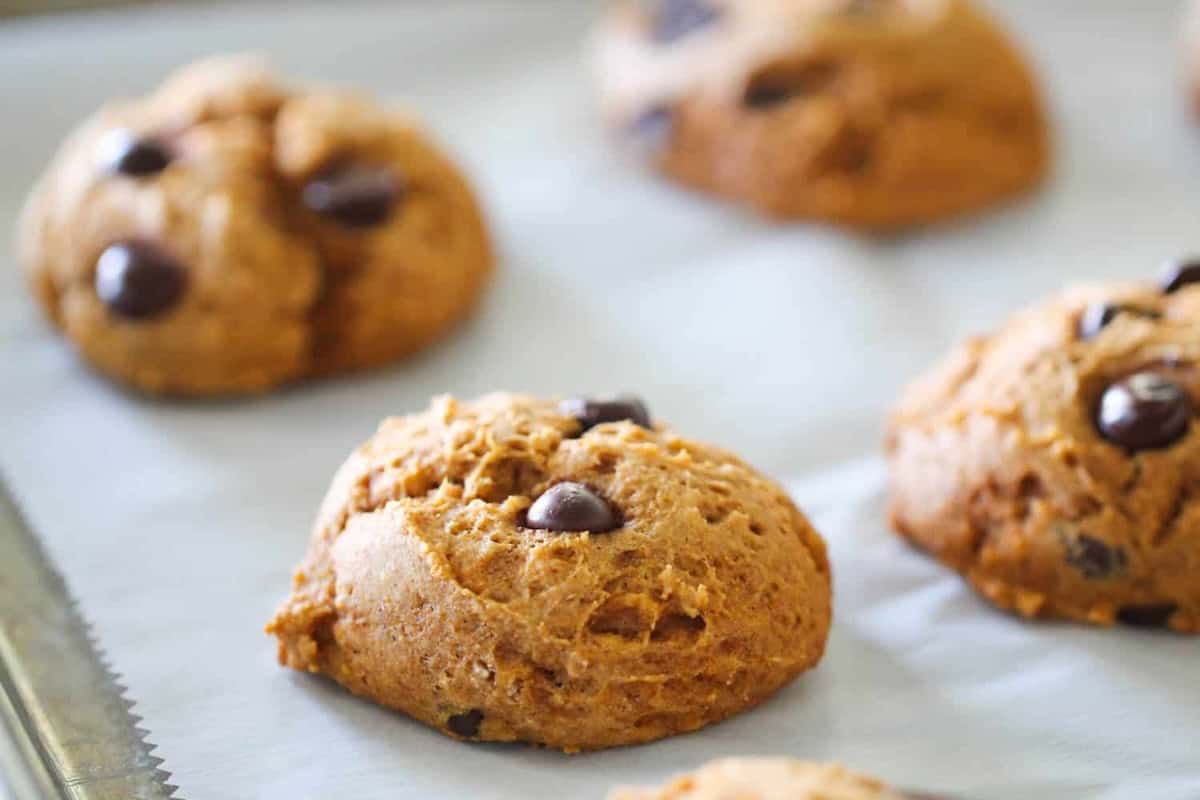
xmin=268 ymin=393 xmax=832 ymax=750
xmin=18 ymin=55 xmax=492 ymax=395
xmin=887 ymin=260 xmax=1200 ymax=632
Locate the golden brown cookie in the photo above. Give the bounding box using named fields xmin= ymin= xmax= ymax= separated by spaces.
xmin=17 ymin=55 xmax=492 ymax=396
xmin=608 ymin=758 xmax=905 ymax=800
xmin=887 ymin=259 xmax=1200 ymax=633
xmin=593 ymin=0 xmax=1049 ymax=228
xmin=267 ymin=393 xmax=831 ymax=751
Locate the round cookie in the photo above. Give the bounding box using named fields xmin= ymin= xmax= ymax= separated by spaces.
xmin=608 ymin=758 xmax=907 ymax=800
xmin=887 ymin=259 xmax=1200 ymax=633
xmin=18 ymin=55 xmax=492 ymax=395
xmin=266 ymin=393 xmax=831 ymax=751
xmin=592 ymin=0 xmax=1048 ymax=228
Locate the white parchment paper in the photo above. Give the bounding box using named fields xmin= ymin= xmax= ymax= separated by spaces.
xmin=1 ymin=2 xmax=1198 ymax=798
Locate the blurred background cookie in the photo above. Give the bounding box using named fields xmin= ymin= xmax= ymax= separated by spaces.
xmin=608 ymin=758 xmax=907 ymax=800
xmin=267 ymin=393 xmax=832 ymax=751
xmin=17 ymin=54 xmax=493 ymax=396
xmin=592 ymin=0 xmax=1049 ymax=228
xmin=887 ymin=260 xmax=1200 ymax=633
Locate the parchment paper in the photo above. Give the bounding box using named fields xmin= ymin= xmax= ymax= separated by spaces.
xmin=1 ymin=2 xmax=1198 ymax=798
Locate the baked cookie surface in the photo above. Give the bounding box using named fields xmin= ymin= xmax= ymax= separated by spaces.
xmin=608 ymin=758 xmax=905 ymax=800
xmin=18 ymin=55 xmax=492 ymax=395
xmin=593 ymin=0 xmax=1048 ymax=228
xmin=267 ymin=393 xmax=831 ymax=751
xmin=887 ymin=261 xmax=1200 ymax=633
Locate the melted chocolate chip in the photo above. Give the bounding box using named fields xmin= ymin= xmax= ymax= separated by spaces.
xmin=653 ymin=0 xmax=720 ymax=43
xmin=1116 ymin=603 xmax=1177 ymax=628
xmin=1096 ymin=373 xmax=1192 ymax=451
xmin=99 ymin=129 xmax=173 ymax=177
xmin=1077 ymin=303 xmax=1161 ymax=340
xmin=1159 ymin=257 xmax=1200 ymax=294
xmin=95 ymin=241 xmax=187 ymax=319
xmin=446 ymin=709 xmax=484 ymax=738
xmin=561 ymin=396 xmax=651 ymax=433
xmin=525 ymin=482 xmax=620 ymax=533
xmin=1064 ymin=534 xmax=1127 ymax=580
xmin=303 ymin=164 xmax=401 ymax=228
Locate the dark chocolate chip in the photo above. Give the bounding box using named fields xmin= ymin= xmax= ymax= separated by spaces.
xmin=1077 ymin=303 xmax=1161 ymax=339
xmin=743 ymin=62 xmax=839 ymax=110
xmin=743 ymin=83 xmax=795 ymax=109
xmin=1064 ymin=534 xmax=1127 ymax=580
xmin=560 ymin=396 xmax=651 ymax=433
xmin=446 ymin=709 xmax=484 ymax=738
xmin=99 ymin=129 xmax=173 ymax=177
xmin=525 ymin=482 xmax=620 ymax=533
xmin=1159 ymin=257 xmax=1200 ymax=293
xmin=1116 ymin=603 xmax=1178 ymax=628
xmin=652 ymin=0 xmax=720 ymax=43
xmin=302 ymin=164 xmax=401 ymax=228
xmin=629 ymin=105 xmax=673 ymax=152
xmin=1096 ymin=373 xmax=1192 ymax=451
xmin=95 ymin=241 xmax=187 ymax=319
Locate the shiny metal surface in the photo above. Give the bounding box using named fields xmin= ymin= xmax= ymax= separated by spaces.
xmin=0 ymin=478 xmax=177 ymax=799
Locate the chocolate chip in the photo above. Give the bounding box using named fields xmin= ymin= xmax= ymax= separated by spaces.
xmin=652 ymin=0 xmax=720 ymax=43
xmin=446 ymin=709 xmax=484 ymax=738
xmin=303 ymin=164 xmax=401 ymax=228
xmin=1159 ymin=257 xmax=1200 ymax=293
xmin=561 ymin=396 xmax=651 ymax=433
xmin=98 ymin=129 xmax=173 ymax=177
xmin=95 ymin=241 xmax=187 ymax=319
xmin=1116 ymin=603 xmax=1177 ymax=628
xmin=743 ymin=83 xmax=795 ymax=110
xmin=1064 ymin=534 xmax=1127 ymax=579
xmin=1077 ymin=303 xmax=1161 ymax=339
xmin=743 ymin=62 xmax=840 ymax=110
xmin=629 ymin=105 xmax=673 ymax=152
xmin=525 ymin=482 xmax=620 ymax=533
xmin=1096 ymin=373 xmax=1192 ymax=451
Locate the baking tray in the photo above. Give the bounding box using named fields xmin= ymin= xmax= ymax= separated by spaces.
xmin=1 ymin=1 xmax=1198 ymax=798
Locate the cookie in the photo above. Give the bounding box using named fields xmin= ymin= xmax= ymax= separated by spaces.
xmin=17 ymin=55 xmax=492 ymax=395
xmin=608 ymin=758 xmax=906 ymax=800
xmin=266 ymin=393 xmax=831 ymax=751
xmin=887 ymin=259 xmax=1200 ymax=633
xmin=592 ymin=0 xmax=1049 ymax=228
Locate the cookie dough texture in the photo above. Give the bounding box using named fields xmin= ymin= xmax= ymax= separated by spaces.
xmin=18 ymin=55 xmax=492 ymax=395
xmin=609 ymin=758 xmax=904 ymax=800
xmin=887 ymin=282 xmax=1200 ymax=633
xmin=593 ymin=0 xmax=1048 ymax=228
xmin=267 ymin=394 xmax=832 ymax=750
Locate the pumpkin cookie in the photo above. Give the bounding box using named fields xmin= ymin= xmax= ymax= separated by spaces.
xmin=887 ymin=259 xmax=1200 ymax=633
xmin=608 ymin=758 xmax=907 ymax=800
xmin=593 ymin=0 xmax=1048 ymax=227
xmin=267 ymin=394 xmax=831 ymax=750
xmin=18 ymin=55 xmax=492 ymax=395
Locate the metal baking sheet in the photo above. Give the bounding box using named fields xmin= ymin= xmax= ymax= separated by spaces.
xmin=0 ymin=480 xmax=176 ymax=799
